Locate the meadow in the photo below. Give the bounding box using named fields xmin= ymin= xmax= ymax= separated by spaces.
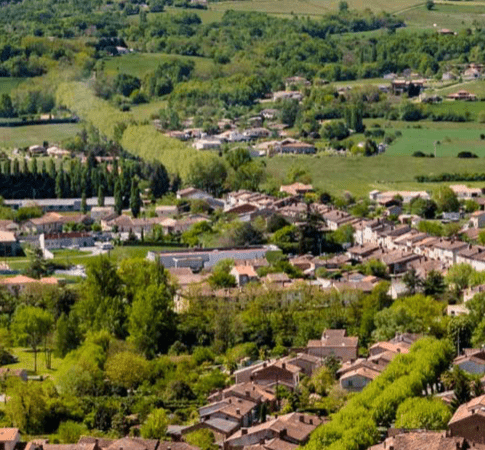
xmin=265 ymin=153 xmax=485 ymax=197
xmin=0 ymin=123 xmax=82 ymax=150
xmin=103 ymin=52 xmax=216 ymax=80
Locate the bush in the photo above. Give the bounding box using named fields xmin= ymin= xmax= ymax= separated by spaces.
xmin=457 ymin=151 xmax=478 ymax=159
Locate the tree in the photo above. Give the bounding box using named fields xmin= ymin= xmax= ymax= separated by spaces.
xmin=320 ymin=121 xmax=350 ymax=141
xmin=12 ymin=306 xmax=53 ymax=373
xmin=185 ymin=430 xmax=218 ymax=450
xmin=426 ymin=0 xmax=435 ymax=9
xmin=279 ymin=99 xmax=300 ymax=127
xmin=0 ymin=93 xmax=15 ymax=118
xmin=25 ymin=246 xmax=48 ymax=280
xmin=97 ymin=186 xmax=105 ymax=207
xmin=410 ymin=197 xmax=437 ymax=219
xmin=81 ymin=192 xmax=87 ymax=214
xmin=54 ymin=313 xmax=81 ymax=358
xmin=130 ymin=179 xmax=142 ymax=218
xmin=105 ymin=351 xmax=150 ymax=390
xmin=448 ymin=315 xmax=473 ymax=354
xmin=422 ymin=270 xmax=446 ymax=297
xmin=6 ymin=379 xmax=47 ymax=433
xmin=226 ymin=148 xmax=252 ymax=171
xmin=395 ymin=397 xmax=451 ymax=430
xmin=114 ymin=180 xmax=123 ymax=215
xmin=128 ymin=284 xmax=177 ymax=358
xmin=187 ymin=156 xmax=228 ymax=197
xmin=402 ymin=268 xmax=421 ymax=295
xmin=58 ymin=421 xmax=88 ymax=444
xmin=446 ymin=264 xmax=474 ymax=294
xmin=140 ymin=409 xmax=168 ymax=439
xmin=433 ymin=186 xmax=459 ymax=213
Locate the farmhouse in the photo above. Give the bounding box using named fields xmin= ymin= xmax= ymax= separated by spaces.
xmin=447 ymin=90 xmax=477 ymax=101
xmin=277 ymin=142 xmax=316 ymax=155
xmin=305 ymin=329 xmax=358 ymax=362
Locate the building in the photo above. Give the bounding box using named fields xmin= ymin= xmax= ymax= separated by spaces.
xmin=199 ymin=396 xmax=258 ymax=429
xmin=4 ymin=198 xmax=115 ymax=212
xmin=0 ymin=275 xmax=58 ymax=295
xmin=230 ymin=265 xmax=259 ymax=287
xmin=40 ymin=232 xmax=94 ymax=250
xmin=0 ymin=231 xmax=21 ymax=256
xmin=305 ymin=329 xmax=358 ymax=362
xmin=454 ymin=348 xmax=485 ymax=374
xmin=450 ymin=185 xmax=482 ymax=199
xmin=446 ymin=90 xmax=477 ymax=101
xmin=0 ymin=429 xmax=20 ymax=450
xmin=449 ymin=394 xmax=485 ymax=443
xmin=279 ymin=183 xmax=313 ymax=197
xmin=339 ymin=366 xmax=381 ymax=391
xmin=278 ymin=142 xmax=316 ymax=155
xmin=224 ymin=412 xmax=322 ymax=450
xmin=147 ymin=246 xmax=276 ymax=271
xmin=369 ymin=431 xmax=466 ymax=450
xmin=470 ymin=211 xmax=485 ymax=228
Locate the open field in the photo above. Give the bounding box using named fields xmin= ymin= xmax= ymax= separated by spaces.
xmin=104 ymin=52 xmax=216 ymax=80
xmin=396 ymin=2 xmax=485 ymax=32
xmin=0 ymin=78 xmax=27 ymax=95
xmin=265 ymin=154 xmax=485 ymax=197
xmin=8 ymin=347 xmax=64 ymax=378
xmin=209 ymin=0 xmax=423 ymax=16
xmin=425 ymin=100 xmax=485 ymax=120
xmin=430 ymin=80 xmax=485 ymax=98
xmin=0 ymin=123 xmax=82 ymax=150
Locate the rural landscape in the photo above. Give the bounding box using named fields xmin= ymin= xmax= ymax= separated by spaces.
xmin=4 ymin=0 xmax=485 ymax=449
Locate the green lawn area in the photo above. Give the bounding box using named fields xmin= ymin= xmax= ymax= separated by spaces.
xmin=103 ymin=52 xmax=216 ymax=80
xmin=7 ymin=347 xmax=63 ymax=379
xmin=430 ymin=80 xmax=485 ymax=98
xmin=265 ymin=153 xmax=485 ymax=197
xmin=209 ymin=0 xmax=422 ymax=16
xmin=0 ymin=78 xmax=27 ymax=96
xmin=108 ymin=245 xmax=184 ymax=261
xmin=424 ymin=100 xmax=485 ymax=120
xmin=0 ymin=123 xmax=81 ymax=150
xmin=130 ymin=100 xmax=168 ymax=121
xmin=396 ymin=2 xmax=485 ymax=31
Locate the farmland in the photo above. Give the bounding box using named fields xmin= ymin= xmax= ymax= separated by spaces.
xmin=0 ymin=123 xmax=82 ymax=150
xmin=265 ymin=153 xmax=485 ymax=197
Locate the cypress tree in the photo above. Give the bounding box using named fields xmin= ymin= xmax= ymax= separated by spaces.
xmin=81 ymin=191 xmax=87 ymax=214
xmin=98 ymin=185 xmax=105 ymax=207
xmin=130 ymin=179 xmax=142 ymax=218
xmin=114 ymin=180 xmax=123 ymax=215
xmin=12 ymin=159 xmax=19 ymax=176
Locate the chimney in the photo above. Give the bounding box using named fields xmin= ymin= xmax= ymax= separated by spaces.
xmin=259 ymin=440 xmax=265 ymax=445
xmin=236 ymin=408 xmax=241 ymax=415
xmin=245 ymin=390 xmax=250 ymax=397
xmin=299 ymin=415 xmax=304 ymax=423
xmin=282 ymin=363 xmax=286 ymax=369
xmin=241 ymin=429 xmax=248 ymax=435
xmin=279 ymin=429 xmax=287 ymax=439
xmin=309 ymin=419 xmax=313 ymax=425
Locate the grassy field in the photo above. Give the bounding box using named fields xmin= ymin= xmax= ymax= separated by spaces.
xmin=209 ymin=0 xmax=422 ymax=16
xmin=430 ymin=80 xmax=485 ymax=98
xmin=0 ymin=78 xmax=27 ymax=95
xmin=104 ymin=52 xmax=216 ymax=80
xmin=0 ymin=123 xmax=82 ymax=150
xmin=265 ymin=153 xmax=485 ymax=197
xmin=396 ymin=2 xmax=485 ymax=32
xmin=8 ymin=347 xmax=63 ymax=378
xmin=425 ymin=100 xmax=485 ymax=120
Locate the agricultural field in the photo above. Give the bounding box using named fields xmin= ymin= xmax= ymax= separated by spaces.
xmin=0 ymin=123 xmax=82 ymax=150
xmin=103 ymin=52 xmax=216 ymax=80
xmin=396 ymin=2 xmax=485 ymax=32
xmin=431 ymin=80 xmax=485 ymax=98
xmin=265 ymin=153 xmax=485 ymax=197
xmin=0 ymin=78 xmax=27 ymax=95
xmin=209 ymin=0 xmax=421 ymax=16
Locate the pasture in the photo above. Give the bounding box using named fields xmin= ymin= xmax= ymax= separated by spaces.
xmin=265 ymin=153 xmax=485 ymax=197
xmin=103 ymin=52 xmax=216 ymax=80
xmin=0 ymin=123 xmax=81 ymax=150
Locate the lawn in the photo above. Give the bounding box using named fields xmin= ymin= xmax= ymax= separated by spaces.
xmin=7 ymin=347 xmax=63 ymax=379
xmin=0 ymin=124 xmax=82 ymax=150
xmin=265 ymin=153 xmax=485 ymax=197
xmin=0 ymin=78 xmax=27 ymax=95
xmin=425 ymin=100 xmax=485 ymax=120
xmin=430 ymin=80 xmax=485 ymax=98
xmin=103 ymin=52 xmax=216 ymax=80
xmin=396 ymin=2 xmax=485 ymax=32
xmin=209 ymin=0 xmax=422 ymax=16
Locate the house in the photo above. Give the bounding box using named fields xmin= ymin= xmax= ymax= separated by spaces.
xmin=447 ymin=90 xmax=477 ymax=101
xmin=432 ymin=239 xmax=468 ymax=265
xmin=277 ymin=142 xmax=316 ymax=155
xmin=199 ymin=396 xmax=258 ymax=428
xmin=438 ymin=28 xmax=456 ymax=35
xmin=249 ymin=360 xmax=301 ymax=390
xmin=23 ymin=213 xmax=64 ymax=234
xmin=230 ymin=265 xmax=259 ymax=287
xmin=193 ymin=139 xmax=222 ymax=151
xmin=470 ymin=210 xmax=485 ymax=228
xmin=46 ymin=146 xmax=71 ymax=158
xmin=147 ymin=246 xmax=276 ymax=270
xmin=463 ymin=67 xmax=481 ymax=80
xmin=76 ymin=436 xmax=160 ymax=450
xmin=464 ymin=284 xmax=485 ymax=302
xmin=442 ymin=72 xmax=457 ymax=81
xmin=449 ymin=394 xmax=485 ymax=443
xmin=90 ymin=206 xmax=115 ymax=222
xmin=0 ymin=429 xmax=20 ymax=450
xmin=305 ymin=329 xmax=358 ymax=362
xmin=369 ymin=431 xmax=466 ymax=450
xmin=263 ymin=273 xmax=291 ymax=287
xmin=0 ymin=231 xmax=21 ymax=256
xmin=29 ymin=145 xmax=46 ymax=156
xmin=450 ymin=185 xmax=482 ymax=199
xmin=284 ymin=353 xmax=322 ymax=377
xmin=40 ymin=232 xmax=94 ymax=250
xmin=4 ymin=198 xmax=115 ymax=213
xmin=279 ymin=183 xmax=313 ymax=197
xmin=224 ymin=412 xmax=322 ymax=450
xmin=447 ymin=304 xmax=470 ymax=317
xmin=454 ymin=348 xmax=485 ymax=374
xmin=0 ymin=275 xmax=58 ymax=295
xmin=272 ymin=91 xmax=303 ymax=102
xmin=243 ymin=128 xmax=271 ymax=140
xmin=339 ymin=366 xmax=381 ymax=391
xmin=260 ymin=109 xmax=278 ymax=120
xmin=207 ymin=382 xmax=276 ymax=409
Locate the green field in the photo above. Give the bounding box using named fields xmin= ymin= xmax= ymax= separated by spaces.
xmin=430 ymin=80 xmax=485 ymax=98
xmin=0 ymin=123 xmax=82 ymax=150
xmin=209 ymin=0 xmax=422 ymax=16
xmin=104 ymin=52 xmax=216 ymax=80
xmin=396 ymin=2 xmax=485 ymax=32
xmin=265 ymin=153 xmax=485 ymax=197
xmin=8 ymin=347 xmax=63 ymax=378
xmin=0 ymin=78 xmax=27 ymax=95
